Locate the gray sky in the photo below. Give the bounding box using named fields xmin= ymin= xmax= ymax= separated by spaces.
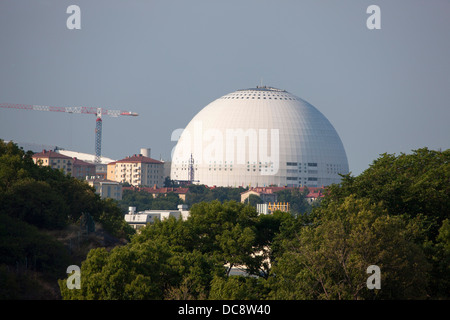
xmin=1 ymin=0 xmax=449 ymax=175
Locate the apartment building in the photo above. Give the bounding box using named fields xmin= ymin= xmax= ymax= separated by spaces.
xmin=72 ymin=157 xmax=96 ymax=179
xmin=107 ymin=153 xmax=164 ymax=187
xmin=86 ymin=178 xmax=122 ymax=200
xmin=32 ymin=150 xmax=73 ymax=175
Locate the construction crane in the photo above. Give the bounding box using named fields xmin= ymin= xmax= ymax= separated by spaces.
xmin=0 ymin=103 xmax=138 ymax=163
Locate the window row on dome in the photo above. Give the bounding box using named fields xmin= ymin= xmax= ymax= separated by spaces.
xmin=223 ymin=96 xmax=294 ymax=100
xmin=286 ymin=162 xmax=318 ymax=167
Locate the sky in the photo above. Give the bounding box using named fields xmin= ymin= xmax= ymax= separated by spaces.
xmin=0 ymin=0 xmax=449 ymax=176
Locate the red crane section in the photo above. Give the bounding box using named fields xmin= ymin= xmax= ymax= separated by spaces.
xmin=0 ymin=102 xmax=139 ymax=163
xmin=0 ymin=103 xmax=138 ymax=117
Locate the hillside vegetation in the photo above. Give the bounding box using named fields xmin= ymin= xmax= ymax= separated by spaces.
xmin=1 ymin=140 xmax=448 ymax=299
xmin=0 ymin=140 xmax=134 ymax=299
xmin=61 ymin=147 xmax=449 ymax=300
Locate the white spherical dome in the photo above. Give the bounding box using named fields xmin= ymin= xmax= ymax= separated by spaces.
xmin=171 ymin=86 xmax=349 ymax=188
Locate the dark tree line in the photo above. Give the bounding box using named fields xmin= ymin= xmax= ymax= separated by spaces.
xmin=0 ymin=140 xmax=134 ymax=299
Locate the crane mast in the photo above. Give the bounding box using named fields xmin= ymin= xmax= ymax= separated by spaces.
xmin=0 ymin=103 xmax=138 ymax=163
xmin=95 ymin=108 xmax=103 ymax=164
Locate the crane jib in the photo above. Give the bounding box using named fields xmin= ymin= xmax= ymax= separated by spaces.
xmin=0 ymin=102 xmax=138 ymax=164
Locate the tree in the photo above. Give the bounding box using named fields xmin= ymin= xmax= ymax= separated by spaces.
xmin=325 ymin=148 xmax=449 ymax=239
xmin=185 ymin=185 xmax=247 ymax=206
xmin=217 ymin=224 xmax=257 ymax=276
xmin=59 ymin=232 xmax=219 ymax=300
xmin=119 ymin=189 xmax=183 ymax=212
xmin=243 ymin=194 xmax=263 ymax=206
xmin=0 ymin=140 xmax=135 ymax=299
xmin=322 ymin=148 xmax=450 ymax=298
xmin=269 ymin=196 xmax=430 ymax=300
xmin=60 ymin=242 xmax=172 ymax=300
xmin=275 ymin=187 xmax=311 ymax=215
xmin=5 ymin=178 xmax=68 ymax=229
xmin=163 ymin=176 xmax=176 ymax=188
xmin=186 ymin=201 xmax=258 ymax=255
xmin=60 ymin=200 xmax=267 ymax=299
xmin=209 ymin=275 xmax=267 ymax=300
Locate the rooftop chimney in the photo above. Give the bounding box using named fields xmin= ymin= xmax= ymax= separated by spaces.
xmin=140 ymin=148 xmax=151 ymax=158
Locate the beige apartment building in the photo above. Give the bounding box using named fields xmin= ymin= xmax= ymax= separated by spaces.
xmin=86 ymin=178 xmax=122 ymax=200
xmin=32 ymin=150 xmax=73 ymax=175
xmin=107 ymin=153 xmax=164 ymax=187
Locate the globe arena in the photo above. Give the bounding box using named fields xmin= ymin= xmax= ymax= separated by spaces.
xmin=170 ymin=86 xmax=349 ymax=188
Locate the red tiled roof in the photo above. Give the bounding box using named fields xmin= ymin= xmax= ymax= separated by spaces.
xmin=123 ymin=186 xmax=189 ymax=194
xmin=32 ymin=150 xmax=72 ymax=160
xmin=87 ymin=178 xmax=120 ymax=184
xmin=242 ymin=186 xmax=325 ymax=197
xmin=72 ymin=157 xmax=95 ymax=167
xmin=114 ymin=154 xmax=163 ymax=164
xmin=306 ymin=192 xmax=324 ymax=198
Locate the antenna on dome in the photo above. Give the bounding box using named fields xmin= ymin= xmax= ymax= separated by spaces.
xmin=188 ymin=153 xmax=195 ymax=184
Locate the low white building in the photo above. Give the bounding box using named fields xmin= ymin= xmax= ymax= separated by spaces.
xmin=87 ymin=178 xmax=122 ymax=200
xmin=124 ymin=205 xmax=190 ymax=231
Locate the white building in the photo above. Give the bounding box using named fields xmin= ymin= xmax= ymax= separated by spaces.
xmin=124 ymin=205 xmax=190 ymax=231
xmin=86 ymin=178 xmax=122 ymax=200
xmin=171 ymin=86 xmax=349 ymax=188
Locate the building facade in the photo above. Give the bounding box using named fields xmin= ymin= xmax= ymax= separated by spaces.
xmin=240 ymin=189 xmax=277 ymax=204
xmin=72 ymin=157 xmax=96 ymax=179
xmin=240 ymin=186 xmax=325 ymax=204
xmin=122 ymin=186 xmax=189 ymax=201
xmin=86 ymin=178 xmax=122 ymax=200
xmin=107 ymin=154 xmax=164 ymax=187
xmin=124 ymin=205 xmax=190 ymax=231
xmin=32 ymin=150 xmax=73 ymax=175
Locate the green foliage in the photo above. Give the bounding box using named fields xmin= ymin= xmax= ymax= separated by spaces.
xmin=243 ymin=194 xmax=264 ymax=206
xmin=321 ymin=148 xmax=450 ymax=298
xmin=185 ymin=185 xmax=247 ymax=205
xmin=275 ymin=187 xmax=312 ymax=215
xmin=60 ymin=240 xmax=219 ymax=300
xmin=0 ymin=213 xmax=71 ymax=299
xmin=268 ymin=196 xmax=430 ymax=299
xmin=429 ymin=219 xmax=450 ymax=297
xmin=99 ymin=198 xmax=135 ymax=239
xmin=5 ymin=178 xmax=69 ymax=229
xmin=209 ymin=275 xmax=267 ymax=300
xmin=60 ymin=200 xmax=272 ymax=299
xmin=0 ymin=213 xmax=71 ymax=277
xmin=0 ymin=140 xmax=129 ymax=234
xmin=187 ymin=201 xmax=258 ymax=252
xmin=60 ymin=148 xmax=449 ymax=300
xmin=119 ymin=189 xmax=183 ymax=212
xmin=325 ymin=148 xmax=449 ymax=239
xmin=4 ymin=139 xmax=447 ymax=300
xmin=0 ymin=140 xmax=134 ymax=299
